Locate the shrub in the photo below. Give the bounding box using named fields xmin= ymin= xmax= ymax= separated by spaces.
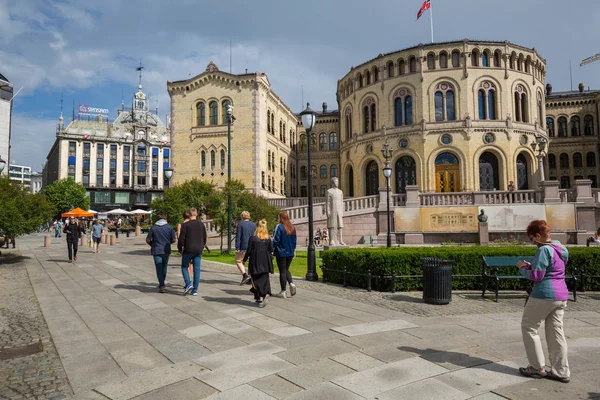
xmin=320 ymin=246 xmax=600 ymax=292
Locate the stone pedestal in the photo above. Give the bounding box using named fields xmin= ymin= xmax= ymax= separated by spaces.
xmin=478 ymin=222 xmax=489 ymax=245
xmin=575 ymin=179 xmax=594 ymax=205
xmin=405 ymin=185 xmax=420 ymax=207
xmin=404 ymin=233 xmax=424 ymax=244
xmin=551 ymin=232 xmax=568 ymax=244
xmin=577 ymin=232 xmax=592 ymax=245
xmin=44 ymin=235 xmax=51 ymax=247
xmin=135 ymin=225 xmax=141 ymax=237
xmin=109 ymin=235 xmax=116 ymax=246
xmin=101 ymin=233 xmax=108 ymax=244
xmin=541 ymin=180 xmax=561 ymax=203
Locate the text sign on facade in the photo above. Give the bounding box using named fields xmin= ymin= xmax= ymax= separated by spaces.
xmin=78 ymin=104 xmax=109 ymax=115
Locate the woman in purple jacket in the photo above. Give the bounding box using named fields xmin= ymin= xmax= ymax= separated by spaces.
xmin=517 ymin=220 xmax=570 ymax=383
xmin=272 ymin=211 xmax=297 ymax=298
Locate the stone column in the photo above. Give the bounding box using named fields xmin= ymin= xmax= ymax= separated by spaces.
xmin=44 ymin=235 xmax=51 ymax=247
xmin=541 ymin=180 xmax=560 ymax=203
xmin=135 ymin=225 xmax=141 ymax=236
xmin=478 ymin=222 xmax=489 ymax=245
xmin=574 ymin=179 xmax=597 ymax=242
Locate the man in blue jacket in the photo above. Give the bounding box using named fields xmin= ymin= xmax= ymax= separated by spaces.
xmin=147 ymin=214 xmax=177 ymax=293
xmin=235 ymin=211 xmax=256 ymax=285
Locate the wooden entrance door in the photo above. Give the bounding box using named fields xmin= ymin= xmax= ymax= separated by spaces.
xmin=435 ymin=164 xmax=461 ymax=192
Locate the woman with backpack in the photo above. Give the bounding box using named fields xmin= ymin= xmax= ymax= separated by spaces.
xmin=272 ymin=211 xmax=297 ymax=298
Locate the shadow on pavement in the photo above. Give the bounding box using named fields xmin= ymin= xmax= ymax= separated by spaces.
xmin=221 ymin=288 xmax=254 ymax=296
xmin=114 ymin=282 xmax=161 ymax=293
xmin=202 ymin=296 xmax=254 ymax=306
xmin=589 ymin=392 xmax=600 ymax=399
xmin=121 ymin=249 xmax=153 ymax=256
xmin=398 ymin=346 xmax=519 ymax=376
xmin=460 ymin=292 xmax=528 ymax=301
xmin=0 ymin=254 xmax=31 ymax=265
xmin=386 ymin=294 xmax=426 ymax=304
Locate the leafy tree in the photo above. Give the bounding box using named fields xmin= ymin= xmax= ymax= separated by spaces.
xmin=0 ymin=177 xmax=54 ymax=240
xmin=150 ymin=178 xmax=214 ymax=227
xmin=43 ymin=178 xmax=89 ymax=217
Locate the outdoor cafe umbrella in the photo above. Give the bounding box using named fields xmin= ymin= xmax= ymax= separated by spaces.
xmin=105 ymin=208 xmax=132 ymax=215
xmin=130 ymin=209 xmax=151 ymax=215
xmin=87 ymin=209 xmax=98 ymax=214
xmin=62 ymin=208 xmax=95 ymax=218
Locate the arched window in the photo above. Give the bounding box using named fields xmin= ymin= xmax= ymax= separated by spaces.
xmin=347 ymin=166 xmax=354 ymax=196
xmin=282 ymin=123 xmax=286 ymax=143
xmin=311 ymin=133 xmax=317 ymax=150
xmin=510 ymin=53 xmax=516 ymax=69
xmin=517 ymin=55 xmax=523 ymax=71
xmin=280 ymin=157 xmax=284 ymax=175
xmin=560 ymin=176 xmax=571 ymax=189
xmin=373 ymin=66 xmax=379 ymax=82
xmin=365 ymin=70 xmax=371 ymax=85
xmin=558 ymin=117 xmax=568 ymax=137
xmin=427 ymin=53 xmax=435 ymax=70
xmin=300 ymin=166 xmax=307 ymax=179
xmin=440 ymin=52 xmax=448 ymax=68
xmin=201 ymin=150 xmax=206 ymax=170
xmin=434 ymin=83 xmax=456 ymax=121
xmin=587 ymin=152 xmax=597 ymax=167
xmin=482 ymin=51 xmax=489 ymax=67
xmin=584 ymin=115 xmax=594 ymax=136
xmin=320 ymin=164 xmax=327 ymax=178
xmin=547 ymin=117 xmax=555 ymax=137
xmin=514 ymin=85 xmax=528 ymax=122
xmin=358 ymin=73 xmax=363 ymax=88
xmin=451 ymin=50 xmax=460 ymax=67
xmin=330 ymin=164 xmax=338 ymax=178
xmin=196 ymin=102 xmax=206 ymax=126
xmin=271 ymin=113 xmax=275 ymax=135
xmin=363 ymin=97 xmax=376 ymax=133
xmin=267 ymin=150 xmax=271 ymax=170
xmin=209 ymin=101 xmax=218 ymax=125
xmin=548 ymin=154 xmax=556 ymax=169
xmin=345 ymin=108 xmax=352 ymax=140
xmin=370 ymin=103 xmax=377 ymax=131
xmin=365 ymin=160 xmax=379 ymax=196
xmin=394 ymin=89 xmax=413 ymax=126
xmin=300 ymin=134 xmax=307 ymax=152
xmin=537 ymin=94 xmax=543 ymax=126
xmin=319 ymin=133 xmax=327 ymax=151
xmin=477 ymin=81 xmax=496 ymax=120
xmin=220 ymin=150 xmax=226 ymax=169
xmin=279 ymin=121 xmax=283 ymax=141
xmin=471 ymin=50 xmax=479 ymax=67
xmin=267 ymin=110 xmax=271 ymax=132
xmin=493 ymin=50 xmax=501 ymax=67
xmin=387 ymin=61 xmax=394 ymax=78
xmin=363 ymin=105 xmax=369 ymax=133
xmin=329 ymin=133 xmax=338 ymax=150
xmin=222 ymin=100 xmax=231 ymax=124
xmin=573 ymin=152 xmax=583 ymax=168
xmin=525 ymin=58 xmax=531 ymax=73
xmin=399 ymin=59 xmax=405 ymax=75
xmin=311 ymin=165 xmax=317 ymax=178
xmin=409 ymin=56 xmax=417 ymax=73
xmin=210 ymin=150 xmax=216 ymax=170
xmin=560 ymin=153 xmax=569 ymax=169
xmin=571 ymin=116 xmax=581 ymax=136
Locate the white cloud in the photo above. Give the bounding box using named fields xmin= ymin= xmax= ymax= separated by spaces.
xmin=9 ymin=113 xmax=57 ymax=171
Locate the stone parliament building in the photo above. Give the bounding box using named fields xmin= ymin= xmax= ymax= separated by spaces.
xmin=169 ymin=39 xmax=600 ymax=244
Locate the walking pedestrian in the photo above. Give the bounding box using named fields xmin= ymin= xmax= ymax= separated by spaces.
xmin=243 ymin=219 xmax=274 ymax=307
xmin=53 ymin=219 xmax=62 ymax=238
xmin=147 ymin=214 xmax=177 ymax=293
xmin=91 ymin=219 xmax=103 ymax=254
xmin=177 ymin=208 xmax=207 ymax=296
xmin=517 ymin=220 xmax=570 ymax=383
xmin=177 ymin=211 xmax=193 ymax=280
xmin=63 ymin=217 xmax=82 ymax=263
xmin=272 ymin=211 xmax=297 ymax=298
xmin=235 ymin=211 xmax=256 ymax=285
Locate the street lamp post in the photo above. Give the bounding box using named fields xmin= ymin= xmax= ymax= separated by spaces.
xmin=164 ymin=167 xmax=173 ymax=188
xmin=226 ymin=104 xmax=235 ymax=254
xmin=531 ymin=136 xmax=548 ymax=182
xmin=381 ymin=139 xmax=394 ymax=248
xmin=300 ymin=103 xmax=318 ymax=281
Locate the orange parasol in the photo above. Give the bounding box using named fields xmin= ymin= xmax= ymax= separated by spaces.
xmin=61 ymin=208 xmax=95 ymax=218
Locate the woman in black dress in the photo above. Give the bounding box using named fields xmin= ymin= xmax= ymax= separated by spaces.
xmin=243 ymin=219 xmax=274 ymax=307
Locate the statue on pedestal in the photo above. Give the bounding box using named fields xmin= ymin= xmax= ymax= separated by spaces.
xmin=326 ymin=177 xmax=346 ymax=246
xmin=478 ymin=209 xmax=488 ymax=222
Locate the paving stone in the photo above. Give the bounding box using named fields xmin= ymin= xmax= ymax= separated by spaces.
xmin=103 ymin=337 xmax=173 ymax=375
xmin=277 ymin=358 xmax=355 ymax=389
xmin=193 ymin=342 xmax=287 ymax=370
xmin=131 ymin=377 xmax=216 ymax=400
xmin=244 ymin=315 xmax=292 ymax=331
xmin=329 ymin=351 xmax=385 ymax=371
xmin=267 ymin=326 xmax=311 ymax=337
xmin=222 ymin=307 xmax=264 ymax=320
xmin=179 ymin=324 xmax=221 ymax=338
xmin=332 ymin=356 xmax=448 ymax=397
xmin=249 ymin=374 xmax=303 ymax=399
xmin=286 ymin=382 xmax=364 ymax=400
xmin=275 ymin=339 xmax=359 ymax=365
xmin=468 ymin=393 xmax=508 ymax=400
xmin=204 ymin=384 xmax=277 ymax=400
xmin=331 ymin=319 xmax=418 ymax=337
xmin=191 ymin=332 xmax=248 ymax=353
xmin=375 ymin=378 xmax=471 ymax=400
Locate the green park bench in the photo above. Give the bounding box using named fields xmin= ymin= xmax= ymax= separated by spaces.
xmin=481 ymin=256 xmax=578 ymax=303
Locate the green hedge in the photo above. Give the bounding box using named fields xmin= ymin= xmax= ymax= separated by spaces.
xmin=320 ymin=246 xmax=600 ymax=292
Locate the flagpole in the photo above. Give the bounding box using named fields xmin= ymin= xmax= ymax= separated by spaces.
xmin=429 ymin=0 xmax=434 ymax=43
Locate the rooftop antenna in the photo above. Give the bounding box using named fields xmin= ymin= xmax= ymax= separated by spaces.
xmin=136 ymin=60 xmax=144 ymax=90
xmin=229 ymin=38 xmax=232 ymax=74
xmin=58 ymin=93 xmax=64 ymax=130
xmin=569 ymin=60 xmax=573 ymax=91
xmin=121 ymin=89 xmax=124 ymax=110
xmin=155 ymin=97 xmax=159 ymax=115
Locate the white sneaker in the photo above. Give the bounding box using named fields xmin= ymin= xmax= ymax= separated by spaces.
xmin=275 ymin=291 xmax=287 ymax=298
xmin=289 ymin=283 xmax=297 ymax=297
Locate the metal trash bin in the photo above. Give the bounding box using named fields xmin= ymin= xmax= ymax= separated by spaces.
xmin=421 ymin=257 xmax=453 ymax=305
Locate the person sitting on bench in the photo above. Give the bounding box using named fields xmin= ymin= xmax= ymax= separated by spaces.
xmin=586 ymin=228 xmax=600 ymax=247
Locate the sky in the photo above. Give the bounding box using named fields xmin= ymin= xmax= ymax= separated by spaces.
xmin=2 ymin=0 xmax=600 ymax=171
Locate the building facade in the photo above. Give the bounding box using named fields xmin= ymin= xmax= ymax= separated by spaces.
xmin=43 ymin=82 xmax=171 ymax=211
xmin=0 ymin=72 xmax=13 ymax=176
xmin=8 ymin=164 xmax=32 ymax=190
xmin=30 ymin=171 xmax=42 ymax=193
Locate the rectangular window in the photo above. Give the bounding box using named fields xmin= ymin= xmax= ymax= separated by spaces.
xmin=95 ymin=191 xmax=110 ymax=204
xmin=123 ymin=145 xmax=130 ymax=156
xmin=136 ymin=192 xmax=146 ymax=203
xmin=151 ymin=193 xmax=163 ymax=202
xmin=164 ymin=148 xmax=170 ymax=158
xmin=123 ymin=175 xmax=129 ymax=186
xmin=115 ymin=192 xmax=129 ymax=204
xmin=68 ymin=172 xmax=75 ymax=180
xmin=110 ymin=159 xmax=117 ymax=170
xmin=83 ymin=143 xmax=90 ymax=153
xmin=68 ymin=156 xmax=76 ymax=166
xmin=82 ymin=174 xmax=89 ymax=185
xmin=137 ymin=145 xmax=146 ymax=156
xmin=138 ymin=160 xmax=146 ymax=171
xmin=152 ymin=177 xmax=158 ymax=187
xmin=96 ymin=174 xmax=103 ymax=186
xmin=69 ymin=141 xmax=76 ymax=152
xmin=110 ymin=144 xmax=117 ymax=156
xmin=137 ymin=176 xmax=146 ymax=185
xmin=83 ymin=158 xmax=90 ymax=170
xmin=97 ymin=158 xmax=104 ymax=170
xmin=97 ymin=144 xmax=104 ymax=153
xmin=123 ymin=160 xmax=129 ymax=172
xmin=163 ymin=161 xmax=169 ymax=170
xmin=152 ymin=147 xmax=159 ymax=157
xmin=110 ymin=175 xmax=116 ymax=186
xmin=320 ymin=185 xmax=327 ymax=197
xmin=152 ymin=161 xmax=158 ymax=172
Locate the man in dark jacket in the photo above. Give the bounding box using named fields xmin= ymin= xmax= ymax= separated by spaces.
xmin=235 ymin=211 xmax=256 ymax=285
xmin=63 ymin=216 xmax=82 ymax=263
xmin=147 ymin=214 xmax=177 ymax=293
xmin=177 ymin=208 xmax=207 ymax=296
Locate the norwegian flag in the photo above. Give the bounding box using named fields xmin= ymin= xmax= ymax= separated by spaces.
xmin=416 ymin=0 xmax=431 ymax=21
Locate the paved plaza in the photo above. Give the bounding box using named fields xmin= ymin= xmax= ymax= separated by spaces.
xmin=1 ymin=234 xmax=600 ymax=399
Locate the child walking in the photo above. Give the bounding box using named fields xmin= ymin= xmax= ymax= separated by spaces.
xmin=243 ymin=219 xmax=274 ymax=308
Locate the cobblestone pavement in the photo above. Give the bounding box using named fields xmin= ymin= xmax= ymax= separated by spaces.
xmin=0 ymin=249 xmax=72 ymax=400
xmin=200 ymin=263 xmax=600 ymax=317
